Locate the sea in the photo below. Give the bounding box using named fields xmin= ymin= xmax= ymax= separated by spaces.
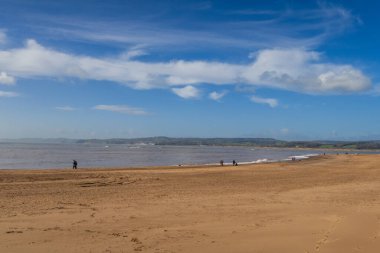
xmin=0 ymin=142 xmax=379 ymax=169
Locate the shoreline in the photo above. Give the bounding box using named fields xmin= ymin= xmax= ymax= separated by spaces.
xmin=2 ymin=143 xmax=380 ymax=170
xmin=0 ymin=153 xmax=323 ymax=172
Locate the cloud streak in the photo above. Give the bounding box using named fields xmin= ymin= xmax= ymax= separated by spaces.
xmin=250 ymin=95 xmax=278 ymax=108
xmin=55 ymin=106 xmax=77 ymax=111
xmin=0 ymin=39 xmax=372 ymax=94
xmin=26 ymin=4 xmax=358 ymax=50
xmin=93 ymin=105 xmax=147 ymax=115
xmin=0 ymin=91 xmax=19 ymax=97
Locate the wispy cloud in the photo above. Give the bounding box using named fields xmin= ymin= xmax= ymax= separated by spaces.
xmin=0 ymin=72 xmax=15 ymax=85
xmin=93 ymin=105 xmax=147 ymax=115
xmin=172 ymin=85 xmax=201 ymax=99
xmin=119 ymin=45 xmax=148 ymax=60
xmin=0 ymin=39 xmax=371 ymax=95
xmin=250 ymin=95 xmax=278 ymax=108
xmin=0 ymin=91 xmax=19 ymax=97
xmin=209 ymin=90 xmax=227 ymax=101
xmin=25 ymin=4 xmax=358 ymax=51
xmin=55 ymin=106 xmax=77 ymax=111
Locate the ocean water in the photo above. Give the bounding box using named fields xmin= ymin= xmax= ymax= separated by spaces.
xmin=0 ymin=142 xmax=379 ymax=169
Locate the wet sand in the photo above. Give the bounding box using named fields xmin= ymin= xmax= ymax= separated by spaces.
xmin=1 ymin=154 xmax=380 ymax=252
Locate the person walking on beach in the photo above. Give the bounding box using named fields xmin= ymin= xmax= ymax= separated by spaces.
xmin=73 ymin=160 xmax=78 ymax=169
xmin=232 ymin=160 xmax=238 ymax=166
xmin=220 ymin=160 xmax=224 ymax=166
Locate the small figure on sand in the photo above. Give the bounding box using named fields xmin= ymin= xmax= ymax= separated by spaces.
xmin=73 ymin=160 xmax=78 ymax=169
xmin=220 ymin=160 xmax=224 ymax=166
xmin=232 ymin=160 xmax=238 ymax=166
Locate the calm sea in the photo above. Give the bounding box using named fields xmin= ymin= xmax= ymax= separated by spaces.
xmin=0 ymin=142 xmax=379 ymax=169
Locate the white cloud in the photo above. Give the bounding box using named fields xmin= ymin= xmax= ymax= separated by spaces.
xmin=0 ymin=39 xmax=239 ymax=90
xmin=209 ymin=90 xmax=227 ymax=101
xmin=172 ymin=85 xmax=200 ymax=99
xmin=0 ymin=72 xmax=15 ymax=85
xmin=0 ymin=91 xmax=19 ymax=97
xmin=250 ymin=95 xmax=278 ymax=108
xmin=243 ymin=48 xmax=371 ymax=94
xmin=0 ymin=40 xmax=372 ymax=94
xmin=93 ymin=105 xmax=147 ymax=115
xmin=55 ymin=106 xmax=76 ymax=111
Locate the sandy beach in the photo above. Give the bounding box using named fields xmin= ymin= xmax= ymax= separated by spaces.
xmin=1 ymin=154 xmax=380 ymax=252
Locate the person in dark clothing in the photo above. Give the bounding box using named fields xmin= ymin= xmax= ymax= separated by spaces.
xmin=73 ymin=160 xmax=78 ymax=169
xmin=232 ymin=160 xmax=238 ymax=166
xmin=220 ymin=160 xmax=224 ymax=166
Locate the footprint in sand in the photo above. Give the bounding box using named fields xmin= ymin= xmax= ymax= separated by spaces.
xmin=131 ymin=237 xmax=141 ymax=243
xmin=314 ymin=216 xmax=342 ymax=251
xmin=131 ymin=237 xmax=144 ymax=251
xmin=43 ymin=226 xmax=64 ymax=231
xmin=6 ymin=230 xmax=23 ymax=234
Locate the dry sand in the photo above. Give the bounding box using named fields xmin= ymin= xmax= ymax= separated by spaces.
xmin=1 ymin=154 xmax=380 ymax=253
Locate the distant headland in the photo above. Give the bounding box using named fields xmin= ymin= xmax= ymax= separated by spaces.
xmin=2 ymin=137 xmax=380 ymax=150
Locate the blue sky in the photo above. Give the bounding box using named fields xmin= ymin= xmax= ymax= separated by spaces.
xmin=0 ymin=0 xmax=379 ymax=140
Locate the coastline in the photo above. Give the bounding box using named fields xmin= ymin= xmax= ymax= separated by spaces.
xmin=2 ymin=142 xmax=380 ymax=170
xmin=246 ymin=145 xmax=380 ymax=152
xmin=0 ymin=153 xmax=323 ymax=172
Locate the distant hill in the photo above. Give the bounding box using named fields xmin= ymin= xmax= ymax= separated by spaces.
xmin=76 ymin=137 xmax=286 ymax=146
xmin=0 ymin=138 xmax=77 ymax=144
xmin=2 ymin=137 xmax=380 ymax=149
xmin=76 ymin=137 xmax=380 ymax=150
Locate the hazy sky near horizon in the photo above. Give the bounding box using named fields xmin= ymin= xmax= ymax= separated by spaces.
xmin=0 ymin=0 xmax=380 ymax=140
